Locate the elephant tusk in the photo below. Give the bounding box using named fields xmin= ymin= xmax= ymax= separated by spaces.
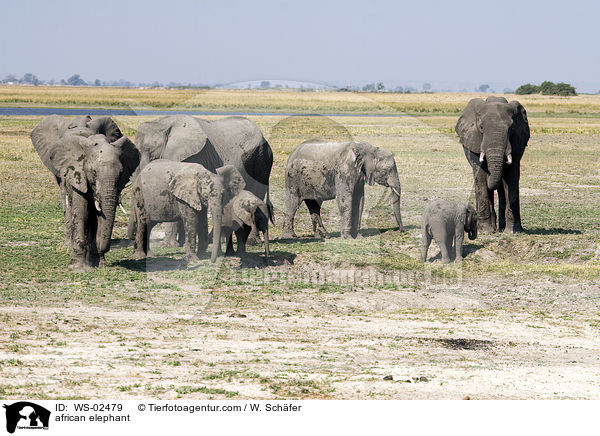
xmin=119 ymin=203 xmax=128 ymax=214
xmin=479 ymin=152 xmax=485 ymax=163
xmin=391 ymin=187 xmax=401 ymax=198
xmin=65 ymin=196 xmax=69 ymax=209
xmin=507 ymin=154 xmax=513 ymax=165
xmin=94 ymin=199 xmax=101 ymax=213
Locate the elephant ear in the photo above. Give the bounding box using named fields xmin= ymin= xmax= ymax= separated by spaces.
xmin=169 ymin=169 xmax=205 ymax=211
xmin=509 ymin=101 xmax=530 ymax=156
xmin=112 ymin=136 xmax=141 ymax=190
xmin=216 ymin=165 xmax=246 ymax=200
xmin=350 ymin=142 xmax=375 ymax=185
xmin=88 ymin=116 xmax=123 ymax=143
xmin=232 ymin=191 xmax=260 ymax=227
xmin=456 ymin=98 xmax=485 ymax=153
xmin=50 ymin=135 xmax=91 ymax=193
xmin=31 ymin=115 xmax=68 ymax=176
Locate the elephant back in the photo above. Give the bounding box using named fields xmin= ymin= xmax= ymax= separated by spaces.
xmin=31 ymin=115 xmax=69 ymax=176
xmin=136 ymin=115 xmax=223 ymax=172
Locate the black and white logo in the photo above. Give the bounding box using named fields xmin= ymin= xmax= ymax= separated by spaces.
xmin=3 ymin=402 xmax=50 ymax=434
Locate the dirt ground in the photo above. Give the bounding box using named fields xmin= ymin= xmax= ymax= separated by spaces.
xmin=2 ymin=258 xmax=599 ymax=399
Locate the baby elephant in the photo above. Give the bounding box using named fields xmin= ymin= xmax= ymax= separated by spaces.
xmin=222 ymin=190 xmax=270 ymax=259
xmin=421 ymin=199 xmax=477 ymax=263
xmin=131 ymin=160 xmax=244 ymax=263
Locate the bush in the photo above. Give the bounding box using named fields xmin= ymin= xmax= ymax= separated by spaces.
xmin=516 ymin=81 xmax=576 ymax=96
xmin=515 ymin=83 xmax=541 ymax=95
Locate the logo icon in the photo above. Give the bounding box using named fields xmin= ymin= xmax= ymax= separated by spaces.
xmin=3 ymin=402 xmax=50 ymax=434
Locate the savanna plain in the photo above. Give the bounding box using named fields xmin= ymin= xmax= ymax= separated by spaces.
xmin=1 ymin=87 xmax=600 ymax=399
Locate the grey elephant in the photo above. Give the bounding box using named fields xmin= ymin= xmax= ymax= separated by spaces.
xmin=31 ymin=115 xmax=139 ymax=269
xmin=456 ymin=96 xmax=530 ymax=233
xmin=282 ymin=140 xmax=403 ymax=239
xmin=131 ymin=160 xmax=244 ymax=263
xmin=222 ymin=190 xmax=270 ymax=259
xmin=421 ymin=199 xmax=477 ymax=264
xmin=130 ymin=115 xmax=273 ymax=244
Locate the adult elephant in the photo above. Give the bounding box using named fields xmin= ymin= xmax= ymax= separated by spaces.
xmin=282 ymin=140 xmax=403 ymax=239
xmin=130 ymin=115 xmax=273 ymax=243
xmin=31 ymin=115 xmax=140 ymax=269
xmin=456 ymin=96 xmax=530 ymax=233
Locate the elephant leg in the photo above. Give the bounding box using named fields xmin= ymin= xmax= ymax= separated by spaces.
xmin=282 ymin=190 xmax=301 ymax=239
xmin=182 ymin=220 xmax=199 ymax=262
xmin=133 ymin=212 xmax=149 ymax=260
xmin=421 ymin=226 xmax=432 ymax=262
xmin=197 ymin=210 xmax=208 ymax=256
xmin=473 ymin=167 xmax=496 ymax=233
xmin=454 ymin=223 xmax=465 ymax=262
xmin=69 ymin=192 xmax=90 ymax=269
xmin=161 ymin=222 xmax=180 ymax=247
xmin=236 ymin=225 xmax=251 ymax=255
xmin=87 ymin=201 xmax=100 ymax=267
xmin=305 ymin=199 xmax=328 ymax=239
xmin=498 ymin=182 xmax=507 ymax=232
xmin=225 ymin=232 xmax=235 ymax=256
xmin=350 ymin=183 xmax=364 ymax=238
xmin=504 ymin=162 xmax=523 ymax=233
xmin=336 ymin=189 xmax=353 ymax=239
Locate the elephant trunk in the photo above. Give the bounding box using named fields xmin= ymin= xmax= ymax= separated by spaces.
xmin=211 ymin=205 xmax=222 ymax=263
xmin=96 ymin=185 xmax=118 ymax=265
xmin=387 ymin=174 xmax=404 ymax=231
xmin=482 ymin=132 xmax=508 ymax=190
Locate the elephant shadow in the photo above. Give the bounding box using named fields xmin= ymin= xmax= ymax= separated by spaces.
xmin=523 ymin=227 xmax=582 ymax=235
xmin=236 ymin=250 xmax=297 ymax=269
xmin=427 ymin=242 xmax=483 ymax=263
xmin=277 ymin=226 xmax=408 ymax=243
xmin=113 ymin=256 xmax=189 ymax=272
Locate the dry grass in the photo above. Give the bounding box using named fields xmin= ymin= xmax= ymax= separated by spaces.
xmin=2 ymin=86 xmax=600 ymax=114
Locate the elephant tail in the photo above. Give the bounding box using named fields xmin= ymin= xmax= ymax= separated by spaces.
xmin=265 ymin=189 xmax=275 ymax=224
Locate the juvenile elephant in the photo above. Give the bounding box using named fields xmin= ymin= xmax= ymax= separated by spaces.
xmin=31 ymin=115 xmax=139 ymax=269
xmin=282 ymin=140 xmax=403 ymax=239
xmin=131 ymin=161 xmax=244 ymax=263
xmin=222 ymin=190 xmax=270 ymax=259
xmin=130 ymin=115 xmax=274 ymax=244
xmin=421 ymin=199 xmax=477 ymax=264
xmin=456 ymin=96 xmax=530 ymax=233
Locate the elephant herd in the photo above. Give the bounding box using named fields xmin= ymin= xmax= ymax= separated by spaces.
xmin=30 ymin=96 xmax=530 ymax=269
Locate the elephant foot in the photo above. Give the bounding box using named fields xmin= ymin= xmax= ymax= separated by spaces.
xmin=160 ymin=238 xmax=180 ymax=248
xmin=246 ymin=234 xmax=262 ymax=245
xmin=314 ymin=228 xmax=329 ymax=239
xmin=478 ymin=221 xmax=496 ymax=234
xmin=133 ymin=250 xmax=146 ymax=261
xmin=185 ymin=254 xmax=202 ymax=264
xmin=281 ymin=230 xmax=298 ymax=239
xmin=68 ymin=260 xmax=94 ymax=272
xmin=441 ymin=258 xmax=451 ymax=264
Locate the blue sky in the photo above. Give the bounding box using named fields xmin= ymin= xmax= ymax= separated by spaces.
xmin=1 ymin=0 xmax=599 ymax=91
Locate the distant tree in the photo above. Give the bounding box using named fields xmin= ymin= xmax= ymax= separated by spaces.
xmin=503 ymin=88 xmax=514 ymax=93
xmin=94 ymin=79 xmax=101 ymax=86
xmin=376 ymin=82 xmax=384 ymax=91
xmin=67 ymin=74 xmax=86 ymax=86
xmin=515 ymin=83 xmax=540 ymax=95
xmin=3 ymin=74 xmax=19 ymax=83
xmin=394 ymin=86 xmax=404 ymax=92
xmin=362 ymin=83 xmax=375 ymax=92
xmin=22 ymin=73 xmax=39 ymax=85
xmin=478 ymin=84 xmax=490 ymax=93
xmin=516 ymin=81 xmax=576 ymax=96
xmin=422 ymin=82 xmax=431 ymax=91
xmin=260 ymin=80 xmax=270 ymax=88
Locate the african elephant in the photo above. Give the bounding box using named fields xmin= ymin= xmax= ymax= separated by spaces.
xmin=222 ymin=190 xmax=270 ymax=259
xmin=31 ymin=115 xmax=139 ymax=269
xmin=456 ymin=96 xmax=530 ymax=233
xmin=129 ymin=115 xmax=273 ymax=244
xmin=282 ymin=140 xmax=403 ymax=239
xmin=421 ymin=199 xmax=477 ymax=263
xmin=131 ymin=160 xmax=244 ymax=263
